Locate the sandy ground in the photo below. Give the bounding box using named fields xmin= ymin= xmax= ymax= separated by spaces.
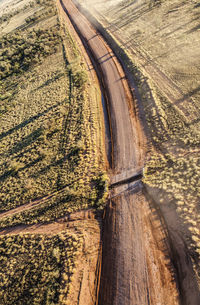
xmin=144 ymin=185 xmax=200 ymax=305
xmin=65 ymin=219 xmax=101 ymax=305
xmin=0 ymin=6 xmax=42 ymax=34
xmin=99 ymin=183 xmax=179 ymax=305
xmin=78 ymin=0 xmax=200 ymax=110
xmin=0 ymin=0 xmax=32 ymax=17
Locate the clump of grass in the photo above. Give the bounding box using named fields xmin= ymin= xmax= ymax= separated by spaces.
xmin=0 ymin=232 xmax=83 ymax=305
xmin=0 ymin=26 xmax=60 ymax=80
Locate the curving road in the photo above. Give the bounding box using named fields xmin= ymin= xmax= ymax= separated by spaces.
xmin=59 ymin=1 xmax=180 ymax=305
xmin=60 ymin=0 xmax=143 ymax=178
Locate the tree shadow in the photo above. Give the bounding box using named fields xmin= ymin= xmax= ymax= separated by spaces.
xmin=175 ymin=85 xmax=200 ymax=105
xmin=110 ymin=0 xmax=145 ymax=18
xmin=162 ymin=17 xmax=199 ymax=38
xmin=32 ymin=72 xmax=65 ymax=92
xmin=194 ymin=2 xmax=200 ymax=9
xmin=0 ymin=170 xmax=14 ymax=183
xmin=8 ymin=128 xmax=43 ymax=156
xmin=0 ymin=102 xmax=61 ymax=141
xmin=0 ymin=156 xmax=43 ymax=183
xmin=109 ymin=0 xmax=166 ymax=33
xmin=32 ymin=156 xmax=66 ymax=179
xmin=187 ymin=23 xmax=200 ymax=34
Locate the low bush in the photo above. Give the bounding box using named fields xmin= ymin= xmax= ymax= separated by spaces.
xmin=0 ymin=232 xmax=83 ymax=305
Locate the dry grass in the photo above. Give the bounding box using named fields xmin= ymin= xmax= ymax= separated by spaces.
xmin=0 ymin=0 xmax=107 ymax=225
xmin=0 ymin=1 xmax=104 ymax=303
xmin=80 ymin=0 xmax=200 ymax=101
xmin=0 ymin=231 xmax=83 ymax=304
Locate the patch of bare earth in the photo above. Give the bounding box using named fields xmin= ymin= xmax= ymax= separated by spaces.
xmin=65 ymin=219 xmax=101 ymax=305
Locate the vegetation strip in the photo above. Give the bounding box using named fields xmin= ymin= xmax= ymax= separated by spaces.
xmin=0 ymin=0 xmax=108 ymax=226
xmin=0 ymin=0 xmax=106 ymax=303
xmin=0 ymin=231 xmax=83 ymax=304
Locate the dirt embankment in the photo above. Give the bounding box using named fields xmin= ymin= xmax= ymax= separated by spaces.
xmin=144 ymin=186 xmax=200 ymax=305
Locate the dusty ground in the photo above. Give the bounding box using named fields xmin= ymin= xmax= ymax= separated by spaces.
xmin=0 ymin=0 xmax=32 ymax=17
xmin=0 ymin=6 xmax=42 ymax=34
xmin=99 ymin=182 xmax=179 ymax=305
xmin=63 ymin=219 xmax=101 ymax=305
xmin=144 ymin=185 xmax=200 ymax=305
xmin=78 ymin=0 xmax=200 ymax=109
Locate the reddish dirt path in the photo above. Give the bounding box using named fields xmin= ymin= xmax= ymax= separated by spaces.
xmin=99 ymin=184 xmax=179 ymax=305
xmin=59 ymin=1 xmax=180 ymax=305
xmin=0 ymin=209 xmax=98 ymax=235
xmin=60 ymin=0 xmax=145 ymax=176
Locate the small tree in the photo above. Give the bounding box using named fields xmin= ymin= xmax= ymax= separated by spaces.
xmin=73 ymin=70 xmax=88 ymax=88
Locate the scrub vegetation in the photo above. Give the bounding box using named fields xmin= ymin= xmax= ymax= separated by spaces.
xmin=0 ymin=0 xmax=105 ymax=303
xmin=0 ymin=232 xmax=83 ymax=305
xmin=0 ymin=0 xmax=107 ymax=224
xmin=142 ymin=87 xmax=200 ymax=279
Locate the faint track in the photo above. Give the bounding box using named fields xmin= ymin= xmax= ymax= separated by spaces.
xmin=0 ymin=209 xmax=100 ymax=235
xmin=95 ymin=12 xmax=200 ymax=124
xmin=0 ymin=178 xmax=87 ymax=220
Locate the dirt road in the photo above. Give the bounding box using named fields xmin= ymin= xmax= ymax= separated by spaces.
xmin=99 ymin=183 xmax=179 ymax=305
xmin=60 ymin=0 xmax=144 ymax=177
xmin=59 ymin=0 xmax=180 ymax=304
